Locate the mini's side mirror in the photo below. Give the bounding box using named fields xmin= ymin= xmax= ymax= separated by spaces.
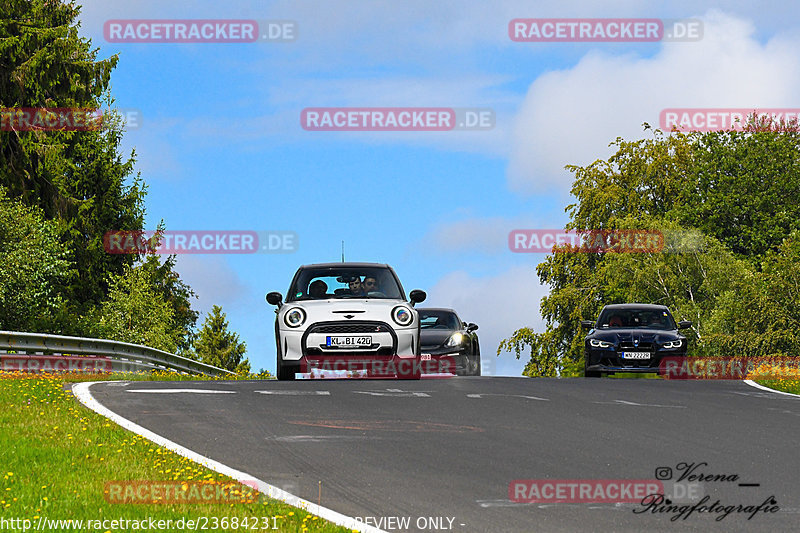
xmin=409 ymin=289 xmax=426 ymax=306
xmin=581 ymin=320 xmax=595 ymax=329
xmin=678 ymin=320 xmax=692 ymax=329
xmin=466 ymin=323 xmax=479 ymax=332
xmin=266 ymin=292 xmax=283 ymax=307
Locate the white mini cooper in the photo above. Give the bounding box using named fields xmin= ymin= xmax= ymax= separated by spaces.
xmin=266 ymin=262 xmax=427 ymax=380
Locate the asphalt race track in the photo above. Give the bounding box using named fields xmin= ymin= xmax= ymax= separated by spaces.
xmin=84 ymin=377 xmax=800 ymax=533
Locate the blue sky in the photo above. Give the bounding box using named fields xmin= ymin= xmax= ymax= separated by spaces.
xmin=76 ymin=1 xmax=800 ymax=376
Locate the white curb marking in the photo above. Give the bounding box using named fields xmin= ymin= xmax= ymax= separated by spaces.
xmin=72 ymin=381 xmax=387 ymax=533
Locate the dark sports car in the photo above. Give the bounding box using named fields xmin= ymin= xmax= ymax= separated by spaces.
xmin=418 ymin=308 xmax=480 ymax=376
xmin=581 ymin=303 xmax=691 ymax=377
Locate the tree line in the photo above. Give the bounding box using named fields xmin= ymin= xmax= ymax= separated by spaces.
xmin=500 ymin=120 xmax=800 ymax=376
xmin=0 ymin=0 xmax=252 ymax=374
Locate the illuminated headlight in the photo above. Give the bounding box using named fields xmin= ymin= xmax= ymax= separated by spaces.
xmin=446 ymin=332 xmax=465 ymax=347
xmin=590 ymin=339 xmax=612 ymax=348
xmin=392 ymin=306 xmax=413 ymax=326
xmin=283 ymin=308 xmax=306 ymax=328
xmin=663 ymin=339 xmax=683 ymax=349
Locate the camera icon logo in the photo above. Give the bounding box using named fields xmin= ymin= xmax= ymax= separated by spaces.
xmin=655 ymin=467 xmax=673 ymax=480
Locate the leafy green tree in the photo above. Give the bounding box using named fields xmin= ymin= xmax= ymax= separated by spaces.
xmin=193 ymin=306 xmax=250 ymax=373
xmin=501 ymin=123 xmax=800 ymax=376
xmin=90 ymin=263 xmax=179 ymax=353
xmin=0 ymin=186 xmax=73 ymax=330
xmin=1 ymin=0 xmax=147 ymax=316
xmin=139 ymin=254 xmax=199 ymax=352
xmin=673 ymin=128 xmax=800 ymax=260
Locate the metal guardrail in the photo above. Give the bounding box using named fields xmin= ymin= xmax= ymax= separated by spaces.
xmin=0 ymin=330 xmax=236 ymax=377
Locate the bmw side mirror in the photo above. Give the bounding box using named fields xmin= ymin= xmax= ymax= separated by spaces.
xmin=678 ymin=320 xmax=692 ymax=329
xmin=581 ymin=320 xmax=595 ymax=329
xmin=266 ymin=292 xmax=283 ymax=307
xmin=467 ymin=323 xmax=479 ymax=332
xmin=409 ymin=289 xmax=426 ymax=306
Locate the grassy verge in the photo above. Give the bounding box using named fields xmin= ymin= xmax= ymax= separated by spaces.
xmin=0 ymin=371 xmax=352 ymax=532
xmin=752 ymin=378 xmax=800 ymax=395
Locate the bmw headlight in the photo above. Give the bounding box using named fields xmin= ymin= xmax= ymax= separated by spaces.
xmin=392 ymin=306 xmax=413 ymax=326
xmin=590 ymin=339 xmax=612 ymax=348
xmin=663 ymin=339 xmax=683 ymax=349
xmin=446 ymin=332 xmax=465 ymax=347
xmin=284 ymin=307 xmax=306 ymax=328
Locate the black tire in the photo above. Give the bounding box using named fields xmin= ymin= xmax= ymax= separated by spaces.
xmin=276 ymin=354 xmax=295 ymax=381
xmin=584 ymin=359 xmax=601 ymax=378
xmin=472 ymin=355 xmax=482 ymax=376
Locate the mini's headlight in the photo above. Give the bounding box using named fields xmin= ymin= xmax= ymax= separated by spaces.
xmin=590 ymin=339 xmax=612 ymax=348
xmin=664 ymin=339 xmax=683 ymax=349
xmin=284 ymin=307 xmax=306 ymax=328
xmin=392 ymin=306 xmax=413 ymax=326
xmin=446 ymin=332 xmax=465 ymax=347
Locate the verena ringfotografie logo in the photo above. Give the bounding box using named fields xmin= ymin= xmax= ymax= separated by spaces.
xmin=300 ymin=108 xmax=495 ymax=131
xmin=660 ymin=357 xmax=800 ymax=380
xmin=103 ymin=230 xmax=298 ymax=254
xmin=1 ymin=355 xmax=112 ymax=372
xmin=660 ymin=108 xmax=800 ymax=132
xmin=509 ymin=18 xmax=702 ymax=42
xmin=510 ymin=480 xmax=664 ymax=503
xmin=104 ymin=20 xmax=297 ymax=43
xmin=509 ymin=229 xmax=664 ymax=253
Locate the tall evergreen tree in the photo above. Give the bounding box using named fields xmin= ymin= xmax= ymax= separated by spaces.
xmin=193 ymin=306 xmax=250 ymax=373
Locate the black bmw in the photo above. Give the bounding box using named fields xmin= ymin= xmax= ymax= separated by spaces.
xmin=581 ymin=303 xmax=691 ymax=377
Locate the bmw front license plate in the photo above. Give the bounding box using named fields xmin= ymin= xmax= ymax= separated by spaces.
xmin=622 ymin=351 xmax=651 ymax=360
xmin=326 ymin=336 xmax=372 ymax=347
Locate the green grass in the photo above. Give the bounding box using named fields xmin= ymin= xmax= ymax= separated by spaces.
xmin=753 ymin=378 xmax=800 ymax=395
xmin=0 ymin=371 xmax=352 ymax=532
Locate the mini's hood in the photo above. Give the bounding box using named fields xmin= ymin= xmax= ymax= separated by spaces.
xmin=278 ymin=299 xmax=415 ymax=327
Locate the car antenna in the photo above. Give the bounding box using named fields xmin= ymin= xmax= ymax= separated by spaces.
xmin=341 ymin=240 xmax=345 ymax=262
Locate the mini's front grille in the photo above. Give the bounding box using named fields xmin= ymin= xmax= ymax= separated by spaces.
xmin=308 ymin=323 xmax=390 ymax=334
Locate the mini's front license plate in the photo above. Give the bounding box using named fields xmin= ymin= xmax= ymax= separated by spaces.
xmin=622 ymin=351 xmax=651 ymax=360
xmin=326 ymin=336 xmax=372 ymax=347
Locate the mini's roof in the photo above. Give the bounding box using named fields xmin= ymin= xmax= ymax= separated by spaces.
xmin=299 ymin=262 xmax=391 ymax=269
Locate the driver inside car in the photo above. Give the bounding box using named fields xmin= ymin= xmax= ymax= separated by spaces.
xmin=348 ymin=276 xmax=364 ymax=296
xmin=362 ymin=276 xmax=380 ymax=295
xmin=309 ymin=279 xmax=328 ymax=299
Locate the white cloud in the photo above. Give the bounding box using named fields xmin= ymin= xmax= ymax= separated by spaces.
xmin=173 ymin=255 xmax=249 ymax=317
xmin=508 ymin=10 xmax=800 ymax=192
xmin=424 ymin=266 xmax=549 ymax=376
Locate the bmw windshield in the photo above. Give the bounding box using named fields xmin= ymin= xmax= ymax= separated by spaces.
xmin=287 ymin=266 xmax=405 ymax=301
xmin=596 ymin=308 xmax=677 ymax=330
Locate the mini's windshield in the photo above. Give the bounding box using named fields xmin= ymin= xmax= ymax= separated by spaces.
xmin=597 ymin=308 xmax=676 ymax=330
xmin=419 ymin=310 xmax=460 ymax=330
xmin=287 ymin=266 xmax=404 ymax=301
